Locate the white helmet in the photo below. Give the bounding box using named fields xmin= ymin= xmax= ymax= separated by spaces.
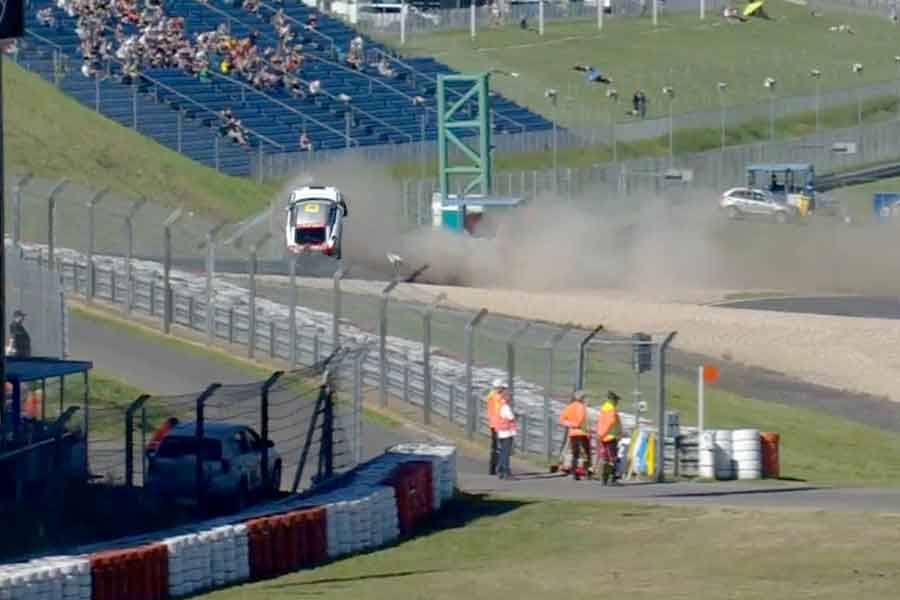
xmin=492 ymin=378 xmax=508 ymax=389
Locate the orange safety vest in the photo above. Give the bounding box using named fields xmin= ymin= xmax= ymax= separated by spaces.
xmin=559 ymin=401 xmax=588 ymax=437
xmin=486 ymin=391 xmax=503 ymax=430
xmin=147 ymin=421 xmax=175 ymax=452
xmin=597 ymin=400 xmax=622 ymax=443
xmin=495 ymin=399 xmax=517 ymax=434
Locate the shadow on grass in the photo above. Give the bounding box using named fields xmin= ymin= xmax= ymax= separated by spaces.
xmin=266 ymin=568 xmax=455 ymax=590
xmin=419 ymin=491 xmax=532 ymax=535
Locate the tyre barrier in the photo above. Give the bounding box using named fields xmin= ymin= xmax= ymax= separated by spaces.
xmin=0 ymin=557 xmax=91 ymax=600
xmin=246 ymin=507 xmax=327 ymax=579
xmin=0 ymin=444 xmax=457 ymax=599
xmin=696 ymin=430 xmax=778 ymax=481
xmin=90 ymin=544 xmax=168 ymax=600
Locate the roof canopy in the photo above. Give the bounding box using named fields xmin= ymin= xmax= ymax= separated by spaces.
xmin=6 ymin=358 xmax=93 ymax=383
xmin=746 ymin=163 xmax=814 ymax=172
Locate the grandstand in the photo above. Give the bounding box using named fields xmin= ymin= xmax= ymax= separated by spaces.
xmin=17 ymin=0 xmax=553 ymax=177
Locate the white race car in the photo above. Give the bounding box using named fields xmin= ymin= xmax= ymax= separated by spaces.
xmin=284 ymin=185 xmax=348 ymax=258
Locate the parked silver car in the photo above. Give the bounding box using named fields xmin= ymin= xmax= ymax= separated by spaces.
xmin=146 ymin=422 xmax=281 ymax=510
xmin=720 ymin=187 xmax=796 ymax=224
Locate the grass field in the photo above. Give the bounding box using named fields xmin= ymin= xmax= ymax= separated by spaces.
xmin=392 ymin=0 xmax=900 ymax=126
xmin=197 ymin=494 xmax=900 ymax=600
xmin=4 ymin=60 xmax=277 ymax=220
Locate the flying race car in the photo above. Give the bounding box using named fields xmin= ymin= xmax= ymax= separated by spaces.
xmin=284 ymin=185 xmax=348 ymax=259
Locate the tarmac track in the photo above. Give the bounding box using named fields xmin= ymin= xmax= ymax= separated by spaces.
xmin=717 ymin=295 xmax=900 ymax=320
xmin=69 ymin=312 xmax=900 ymax=512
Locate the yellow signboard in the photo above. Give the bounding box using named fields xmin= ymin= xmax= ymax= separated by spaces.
xmin=303 ymin=203 xmax=320 ymax=213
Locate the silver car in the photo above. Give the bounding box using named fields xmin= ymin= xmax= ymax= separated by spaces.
xmin=146 ymin=422 xmax=282 ymax=510
xmin=720 ymin=187 xmax=796 ymax=224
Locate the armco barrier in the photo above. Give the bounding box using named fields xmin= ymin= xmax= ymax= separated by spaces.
xmin=89 ymin=544 xmax=168 ymax=600
xmin=0 ymin=444 xmax=457 ymax=599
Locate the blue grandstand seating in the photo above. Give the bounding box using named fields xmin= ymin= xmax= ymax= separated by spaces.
xmin=20 ymin=0 xmax=553 ymax=177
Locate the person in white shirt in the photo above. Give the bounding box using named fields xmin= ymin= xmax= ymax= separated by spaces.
xmin=495 ymin=388 xmax=517 ymax=480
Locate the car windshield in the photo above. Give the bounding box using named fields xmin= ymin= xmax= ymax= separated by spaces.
xmin=156 ymin=435 xmax=222 ymax=460
xmin=292 ymin=200 xmax=334 ymax=227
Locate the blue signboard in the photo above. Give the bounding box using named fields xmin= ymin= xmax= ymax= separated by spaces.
xmin=874 ymin=193 xmax=900 ymax=220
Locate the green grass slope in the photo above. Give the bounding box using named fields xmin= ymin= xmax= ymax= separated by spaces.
xmin=391 ymin=0 xmax=900 ymax=127
xmin=4 ymin=60 xmax=276 ymax=220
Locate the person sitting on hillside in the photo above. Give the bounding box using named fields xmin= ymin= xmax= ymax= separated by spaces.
xmin=722 ymin=6 xmax=747 ymax=22
xmin=573 ymin=64 xmax=612 ymax=84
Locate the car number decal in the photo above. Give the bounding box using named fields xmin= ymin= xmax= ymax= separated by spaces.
xmin=304 ymin=203 xmax=320 ymax=213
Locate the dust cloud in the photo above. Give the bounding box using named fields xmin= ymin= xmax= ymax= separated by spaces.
xmin=279 ymin=160 xmax=900 ymax=296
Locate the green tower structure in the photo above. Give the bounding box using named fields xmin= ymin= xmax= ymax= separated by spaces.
xmin=437 ymin=73 xmax=492 ymax=203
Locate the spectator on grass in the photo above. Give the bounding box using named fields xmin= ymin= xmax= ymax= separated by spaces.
xmin=573 ymin=64 xmax=612 ymax=84
xmin=631 ymin=89 xmax=647 ymax=118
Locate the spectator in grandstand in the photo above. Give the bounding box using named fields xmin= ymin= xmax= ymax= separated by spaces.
xmin=412 ymin=95 xmax=426 ymax=106
xmin=309 ymin=79 xmax=321 ymax=95
xmin=573 ymin=64 xmax=612 ymax=84
xmin=121 ymin=60 xmax=139 ymax=84
xmin=299 ymin=132 xmax=313 ymax=151
xmin=37 ymin=7 xmax=58 ymax=28
xmin=220 ymin=108 xmax=250 ymax=149
xmin=305 ymin=13 xmax=318 ymax=30
xmin=346 ymin=36 xmax=364 ymax=70
xmin=377 ymin=57 xmax=396 ymax=78
xmin=243 ymin=0 xmax=260 ymax=15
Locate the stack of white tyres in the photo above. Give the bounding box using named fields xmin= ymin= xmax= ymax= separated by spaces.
xmin=0 ymin=557 xmax=90 ymax=600
xmin=698 ymin=431 xmax=716 ymax=479
xmin=731 ymin=429 xmax=762 ymax=480
xmin=165 ymin=523 xmax=249 ymax=599
xmin=713 ymin=429 xmax=735 ymax=480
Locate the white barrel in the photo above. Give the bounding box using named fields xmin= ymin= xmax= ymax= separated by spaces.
xmin=732 ymin=429 xmax=761 ymax=479
xmin=713 ymin=429 xmax=734 ymax=480
xmin=698 ymin=431 xmax=716 ymax=478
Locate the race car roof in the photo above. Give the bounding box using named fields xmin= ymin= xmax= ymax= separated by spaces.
xmin=746 ymin=163 xmax=813 ymax=173
xmin=290 ymin=186 xmax=340 ymax=202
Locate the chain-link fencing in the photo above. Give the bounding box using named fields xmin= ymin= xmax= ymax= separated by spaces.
xmin=6 ymin=249 xmax=67 ymax=359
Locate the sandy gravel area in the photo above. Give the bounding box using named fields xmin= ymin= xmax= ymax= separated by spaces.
xmin=424 ymin=286 xmax=900 ymax=403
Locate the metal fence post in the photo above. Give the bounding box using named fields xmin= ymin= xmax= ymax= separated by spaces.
xmin=655 ymin=332 xmax=677 ymax=483
xmin=124 ymin=394 xmax=150 ymax=488
xmin=576 ymin=325 xmax=603 ymax=390
xmin=85 ymin=188 xmax=109 ymax=304
xmin=260 ymin=371 xmax=283 ymax=493
xmin=248 ymin=245 xmax=258 ymax=358
xmin=332 ymin=266 xmax=346 ymax=349
xmin=544 ymin=327 xmax=570 ymax=462
xmin=12 ymin=174 xmax=32 ymax=251
xmin=353 ymin=350 xmax=365 ymax=465
xmin=288 ymin=255 xmax=298 ymax=366
xmin=464 ymin=308 xmax=488 ymax=439
xmin=162 ymin=208 xmax=183 ymax=334
xmin=403 ymin=351 xmax=410 ymax=405
xmin=123 ymin=198 xmax=145 ymax=315
xmin=228 ymin=306 xmax=235 ymax=343
xmin=194 ymin=383 xmax=222 ymax=505
xmin=421 ymin=293 xmax=446 ymax=425
xmin=506 ymin=323 xmax=531 ymax=408
xmin=379 ymin=280 xmax=399 ymax=407
xmin=46 ymin=179 xmax=69 ymax=272
xmin=202 ymin=223 xmax=225 ymax=343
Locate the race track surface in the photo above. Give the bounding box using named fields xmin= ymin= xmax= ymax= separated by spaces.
xmin=718 ymin=296 xmax=900 ymax=320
